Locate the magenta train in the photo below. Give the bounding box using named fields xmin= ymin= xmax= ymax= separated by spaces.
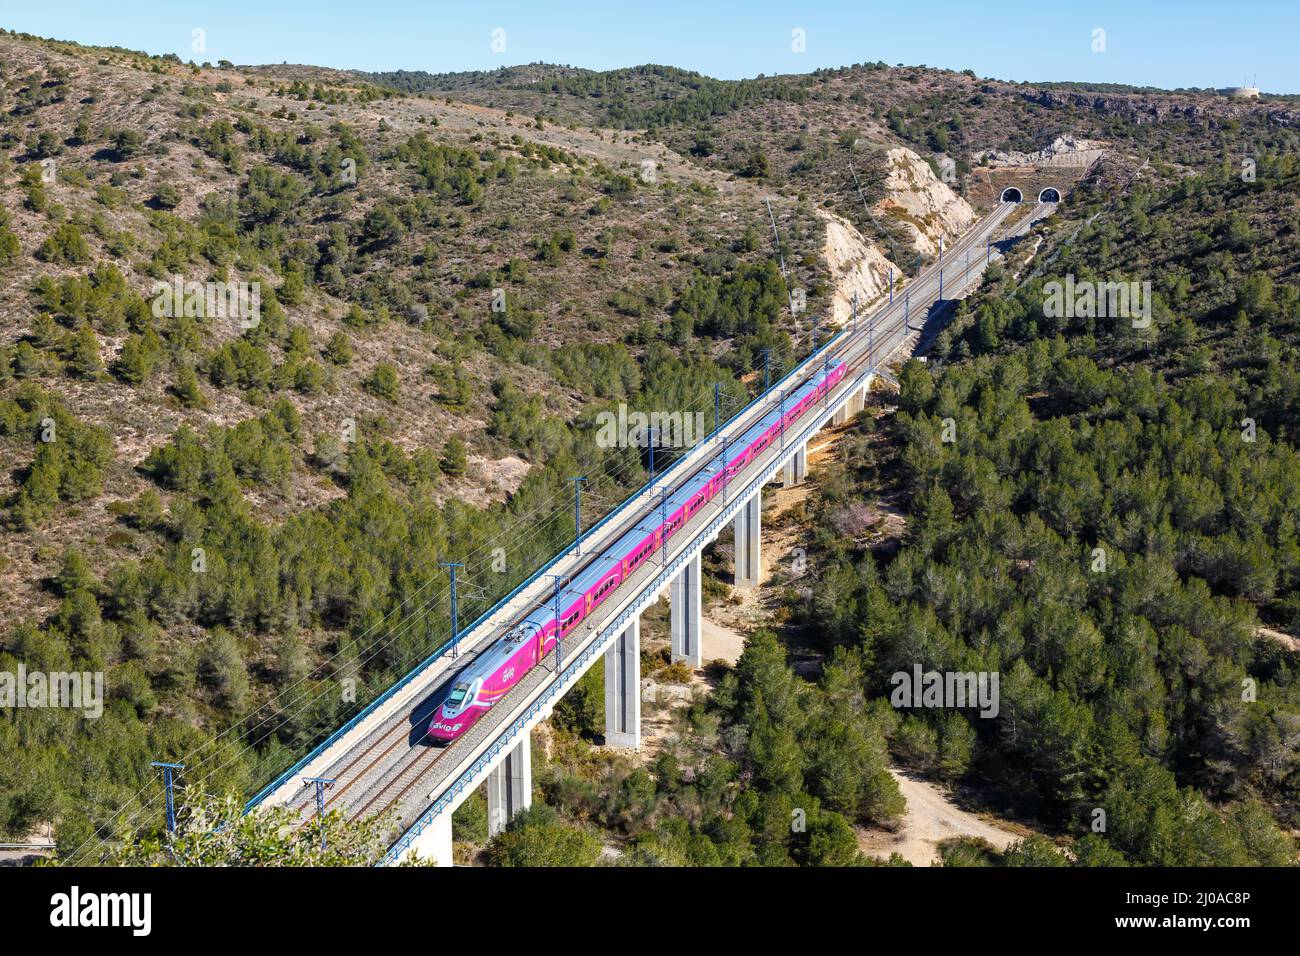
xmin=428 ymin=360 xmax=849 ymax=742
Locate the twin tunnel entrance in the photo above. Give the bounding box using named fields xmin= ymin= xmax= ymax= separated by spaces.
xmin=1001 ymin=186 xmax=1060 ymax=203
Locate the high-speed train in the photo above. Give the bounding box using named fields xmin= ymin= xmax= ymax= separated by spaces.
xmin=428 ymin=359 xmax=848 ymax=742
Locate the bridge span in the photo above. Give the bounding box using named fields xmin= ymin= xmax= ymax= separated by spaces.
xmin=249 ymin=199 xmax=1054 ymax=865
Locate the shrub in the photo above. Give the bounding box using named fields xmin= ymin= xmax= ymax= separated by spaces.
xmin=363 ymin=362 xmax=400 ymax=401
xmin=37 ymin=223 xmax=90 ymax=264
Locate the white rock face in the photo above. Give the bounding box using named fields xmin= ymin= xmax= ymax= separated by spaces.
xmin=874 ymin=147 xmax=977 ymax=258
xmin=818 ymin=209 xmax=897 ymax=329
xmin=973 ymin=135 xmax=1108 ymax=169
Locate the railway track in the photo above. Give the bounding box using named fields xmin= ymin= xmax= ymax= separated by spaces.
xmin=285 ymin=309 xmax=882 ymax=828
xmin=277 ymin=201 xmax=1041 ymax=836
xmin=352 ymin=745 xmax=445 ymax=823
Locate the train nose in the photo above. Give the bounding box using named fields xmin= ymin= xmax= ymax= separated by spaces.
xmin=428 ymin=706 xmax=476 ymax=741
xmin=428 ymin=723 xmax=456 ymax=741
xmin=428 ymin=710 xmax=459 ymax=740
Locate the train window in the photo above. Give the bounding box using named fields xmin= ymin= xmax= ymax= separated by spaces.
xmin=591 ymin=578 xmax=617 ymax=610
xmin=446 ymin=683 xmax=469 ymax=707
xmin=627 ymin=540 xmax=653 ymax=570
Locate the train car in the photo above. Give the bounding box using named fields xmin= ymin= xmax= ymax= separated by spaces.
xmin=429 ymin=359 xmax=847 ymax=743
xmin=427 ymin=601 xmax=559 ymax=740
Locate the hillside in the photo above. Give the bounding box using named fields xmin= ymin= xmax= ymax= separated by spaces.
xmin=3 ymin=23 xmax=1296 ymax=866
xmin=0 ymin=29 xmax=981 ymax=849
xmin=0 ymin=31 xmax=838 ymax=618
xmin=779 ymin=154 xmax=1300 ymax=865
xmin=374 ymin=60 xmax=1299 ymax=259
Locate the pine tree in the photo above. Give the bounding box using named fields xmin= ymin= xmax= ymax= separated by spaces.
xmin=173 ymin=364 xmax=207 ymax=408
xmin=66 ymin=326 xmax=103 ymax=378
xmin=440 ymin=436 xmax=468 ymax=477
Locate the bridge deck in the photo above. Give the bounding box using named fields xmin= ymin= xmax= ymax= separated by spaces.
xmin=247 ymin=200 xmax=1051 ymax=860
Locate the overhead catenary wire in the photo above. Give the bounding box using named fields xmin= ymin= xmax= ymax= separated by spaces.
xmin=80 ymin=244 xmax=961 ymax=860
xmin=64 ymin=338 xmax=812 ymax=861
xmin=69 ymin=189 xmax=895 ymax=860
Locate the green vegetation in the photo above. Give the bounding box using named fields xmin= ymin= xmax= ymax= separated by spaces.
xmin=363 ymin=361 xmax=400 ymax=401
xmin=3 ymin=27 xmax=1297 ymax=869
xmin=483 ymin=804 xmax=602 ymax=866
xmin=110 ymin=794 xmax=392 ymax=866
xmin=364 ymin=64 xmax=810 ymax=132
xmin=2 ymin=385 xmax=113 ymax=530
xmin=37 ymin=223 xmax=91 ymax=263
xmin=789 ymin=155 xmax=1300 ymax=866
xmin=527 ymin=629 xmax=900 ymax=866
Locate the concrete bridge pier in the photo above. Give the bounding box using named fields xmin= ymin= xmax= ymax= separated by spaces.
xmin=604 ymin=616 xmax=641 ymax=748
xmin=734 ymin=490 xmax=761 ymax=590
xmin=670 ymin=552 xmax=703 ymax=668
xmin=408 ymin=811 xmax=453 ymax=867
xmin=486 ymin=734 xmax=532 ymax=837
xmin=782 ymin=442 xmax=808 ymax=487
xmin=832 ymin=381 xmax=872 ymax=425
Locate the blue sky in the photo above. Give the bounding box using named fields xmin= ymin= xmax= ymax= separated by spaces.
xmin=3 ymin=1 xmax=1296 ymax=92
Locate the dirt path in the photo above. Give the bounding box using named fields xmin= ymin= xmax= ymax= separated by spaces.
xmin=1258 ymin=626 xmax=1300 ymax=653
xmin=858 ymin=769 xmax=1024 ymax=866
xmin=704 ymin=424 xmax=851 ymax=630
xmin=701 ymin=618 xmax=745 ymax=666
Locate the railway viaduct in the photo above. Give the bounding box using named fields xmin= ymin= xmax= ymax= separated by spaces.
xmin=241 ymin=197 xmax=1057 ymax=867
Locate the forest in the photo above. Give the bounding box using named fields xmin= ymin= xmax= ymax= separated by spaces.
xmin=784 ymin=156 xmax=1300 ymax=864
xmin=2 ymin=27 xmax=1298 ymax=867
xmin=444 ymin=154 xmax=1300 ymax=867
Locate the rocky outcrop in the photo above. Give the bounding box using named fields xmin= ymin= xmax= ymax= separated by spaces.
xmin=1020 ymin=88 xmax=1300 ymax=130
xmin=874 ymin=147 xmax=976 ymax=258
xmin=974 ymin=135 xmax=1108 ymax=169
xmin=818 ymin=209 xmax=898 ymax=327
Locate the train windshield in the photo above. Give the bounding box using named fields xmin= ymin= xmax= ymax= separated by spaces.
xmin=446 ymin=683 xmax=470 ymax=707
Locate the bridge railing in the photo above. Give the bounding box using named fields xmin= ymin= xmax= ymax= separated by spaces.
xmin=245 ymin=322 xmax=854 ymax=811
xmin=382 ymin=355 xmax=881 ymax=864
xmin=246 ymin=201 xmax=1024 ymax=813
